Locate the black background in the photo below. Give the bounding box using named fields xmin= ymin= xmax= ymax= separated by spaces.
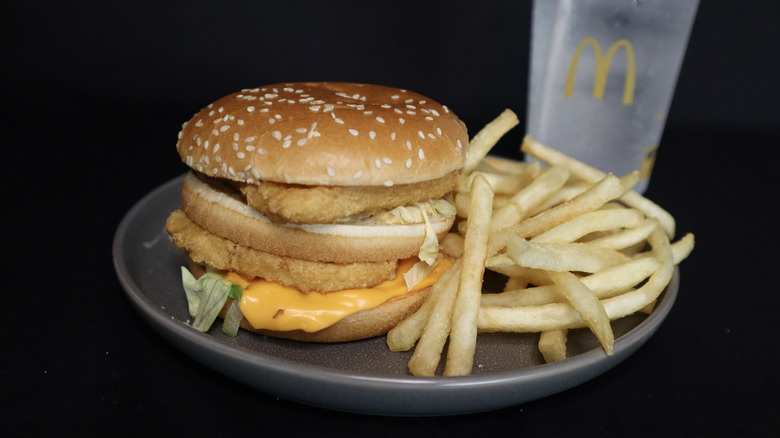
xmin=3 ymin=1 xmax=779 ymax=436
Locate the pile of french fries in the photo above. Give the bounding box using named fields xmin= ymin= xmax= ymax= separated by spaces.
xmin=387 ymin=109 xmax=695 ymax=376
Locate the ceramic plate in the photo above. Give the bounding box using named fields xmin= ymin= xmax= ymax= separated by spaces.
xmin=113 ymin=174 xmax=680 ymax=416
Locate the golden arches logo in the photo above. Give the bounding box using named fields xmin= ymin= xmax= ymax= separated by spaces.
xmin=564 ymin=37 xmax=636 ymax=105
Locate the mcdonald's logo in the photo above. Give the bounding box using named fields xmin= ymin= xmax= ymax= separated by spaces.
xmin=564 ymin=37 xmax=636 ymax=105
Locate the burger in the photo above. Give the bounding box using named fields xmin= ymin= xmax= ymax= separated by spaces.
xmin=165 ymin=82 xmax=467 ymax=342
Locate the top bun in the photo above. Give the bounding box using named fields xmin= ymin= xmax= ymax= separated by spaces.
xmin=176 ymin=82 xmax=467 ymax=186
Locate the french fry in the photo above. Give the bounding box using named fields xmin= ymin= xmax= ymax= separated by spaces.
xmin=406 ymin=260 xmax=463 ymax=376
xmin=522 ymin=135 xmax=676 ymax=238
xmin=477 ymin=225 xmax=676 ymax=333
xmin=482 ymin=256 xmax=662 ymax=307
xmin=539 ymin=329 xmax=568 ymax=363
xmin=439 ymin=232 xmax=465 ymax=259
xmin=386 ymin=110 xmax=694 ymax=376
xmin=458 ymin=171 xmax=528 ymax=195
xmin=585 ymin=219 xmax=657 ymax=250
xmin=531 ymin=208 xmax=645 ymax=244
xmin=670 ymin=233 xmax=695 ymax=264
xmin=387 ymin=260 xmax=461 ymax=352
xmin=463 ymin=109 xmax=520 ymax=174
xmin=488 ymin=173 xmax=626 ymax=256
xmin=444 ymin=173 xmax=493 ymax=376
xmin=490 ymin=166 xmax=570 ymax=232
xmin=546 ymin=270 xmax=614 ymax=355
xmin=506 ymin=234 xmax=631 ymax=274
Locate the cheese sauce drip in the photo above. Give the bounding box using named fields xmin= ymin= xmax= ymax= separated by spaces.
xmin=224 ymin=258 xmax=451 ymax=333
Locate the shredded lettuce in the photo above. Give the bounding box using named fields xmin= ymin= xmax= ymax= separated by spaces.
xmin=376 ymin=198 xmax=456 ymax=225
xmin=417 ymin=207 xmax=439 ymax=265
xmin=180 ymin=267 xmax=244 ymax=336
xmin=404 ymin=255 xmax=443 ymax=291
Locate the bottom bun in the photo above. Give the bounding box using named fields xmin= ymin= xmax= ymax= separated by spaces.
xmin=189 ymin=260 xmax=431 ymax=343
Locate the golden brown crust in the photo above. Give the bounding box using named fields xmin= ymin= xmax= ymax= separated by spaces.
xmin=240 ymin=171 xmax=459 ymax=224
xmin=175 ymin=82 xmax=467 ymax=186
xmin=180 ymin=171 xmax=454 ymax=263
xmin=166 ymin=210 xmax=397 ymax=293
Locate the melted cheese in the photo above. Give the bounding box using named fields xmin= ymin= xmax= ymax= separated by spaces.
xmin=224 ymin=258 xmax=451 ymax=333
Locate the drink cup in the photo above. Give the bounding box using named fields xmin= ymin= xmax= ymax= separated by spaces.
xmin=526 ymin=0 xmax=699 ymax=193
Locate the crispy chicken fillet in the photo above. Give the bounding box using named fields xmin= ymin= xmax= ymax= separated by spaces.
xmin=239 ymin=171 xmax=459 ymax=224
xmin=165 ymin=210 xmax=397 ymax=293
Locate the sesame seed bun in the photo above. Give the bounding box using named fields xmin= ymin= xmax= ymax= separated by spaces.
xmin=176 ymin=82 xmax=467 ymax=187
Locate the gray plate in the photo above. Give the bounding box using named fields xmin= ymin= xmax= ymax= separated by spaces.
xmin=113 ymin=174 xmax=680 ymax=416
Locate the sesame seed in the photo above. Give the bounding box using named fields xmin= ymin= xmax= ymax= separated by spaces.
xmin=194 ymin=120 xmax=204 ymax=127
xmin=284 ymin=174 xmax=291 ymax=183
xmin=246 ymin=146 xmax=255 ymax=151
xmin=272 ymin=130 xmax=282 ymax=140
xmin=406 ymin=158 xmax=412 ymax=168
xmin=456 ymin=139 xmax=463 ymax=149
xmin=334 ymin=118 xmax=344 ymax=124
xmin=296 ymin=127 xmax=307 ymax=133
xmin=391 ymin=95 xmax=399 ymax=99
xmin=399 ymin=118 xmax=405 ymax=124
xmin=418 ymin=149 xmax=426 ymax=160
xmin=218 ymin=107 xmax=224 ymax=113
xmin=436 ymin=127 xmax=442 ymax=135
xmin=382 ymin=157 xmax=392 ymax=164
xmin=233 ymin=133 xmax=239 ymax=141
xmin=348 ymin=129 xmax=359 ymax=136
xmin=428 ymin=133 xmax=436 ymax=139
xmin=257 ymin=148 xmax=267 ymax=154
xmin=232 ymin=142 xmax=238 ymax=151
xmin=375 ymin=159 xmax=382 ymax=169
xmin=237 ymin=152 xmax=245 ymax=159
xmin=245 ymin=136 xmax=256 ymax=142
xmin=353 ymin=171 xmax=363 ymax=179
xmin=238 ymin=119 xmax=245 ymax=125
xmin=406 ymin=140 xmax=412 ymax=151
xmin=418 ymin=131 xmax=425 ymax=139
xmin=212 ymin=129 xmax=219 ymax=136
xmin=369 ymin=131 xmax=376 ymax=140
xmin=219 ymin=125 xmax=229 ymax=132
xmin=297 ymin=138 xmax=307 ymax=146
xmin=391 ymin=132 xmax=397 ymax=140
xmin=282 ymin=140 xmax=291 ymax=148
xmin=247 ymin=106 xmax=255 ymax=112
xmin=376 ymin=116 xmax=385 ymax=123
xmin=327 ymin=167 xmax=336 ymax=176
xmin=426 ymin=116 xmax=434 ymax=121
xmin=268 ymin=118 xmax=275 ymax=124
xmin=384 ymin=181 xmax=394 ymax=187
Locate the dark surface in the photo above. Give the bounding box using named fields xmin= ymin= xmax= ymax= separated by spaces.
xmin=3 ymin=1 xmax=778 ymax=436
